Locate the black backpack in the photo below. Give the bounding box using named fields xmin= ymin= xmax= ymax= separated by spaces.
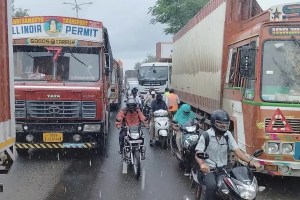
xmin=202 ymin=131 xmax=229 ymax=152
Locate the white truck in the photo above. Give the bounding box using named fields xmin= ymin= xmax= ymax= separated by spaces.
xmin=137 ymin=62 xmax=171 ymax=95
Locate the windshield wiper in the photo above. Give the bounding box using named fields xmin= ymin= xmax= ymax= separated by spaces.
xmin=291 ymin=36 xmax=300 ymax=47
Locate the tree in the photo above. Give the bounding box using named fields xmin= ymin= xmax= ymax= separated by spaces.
xmin=12 ymin=0 xmax=30 ymax=17
xmin=134 ymin=54 xmax=157 ymax=70
xmin=148 ymin=0 xmax=209 ymax=35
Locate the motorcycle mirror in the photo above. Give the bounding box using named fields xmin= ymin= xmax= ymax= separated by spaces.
xmin=253 ymin=149 xmax=264 ymax=158
xmin=196 ymin=152 xmax=209 ymax=160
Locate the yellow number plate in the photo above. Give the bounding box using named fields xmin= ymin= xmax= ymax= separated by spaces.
xmin=265 ymin=165 xmax=278 ymax=172
xmin=43 ymin=133 xmax=63 ymax=142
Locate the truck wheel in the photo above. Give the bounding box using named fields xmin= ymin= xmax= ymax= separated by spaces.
xmin=17 ymin=149 xmax=29 ymax=157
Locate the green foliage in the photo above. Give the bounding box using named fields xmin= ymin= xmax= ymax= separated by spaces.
xmin=134 ymin=54 xmax=157 ymax=70
xmin=12 ymin=0 xmax=30 ymax=17
xmin=148 ymin=0 xmax=210 ymax=35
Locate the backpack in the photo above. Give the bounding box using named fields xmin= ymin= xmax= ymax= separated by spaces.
xmin=202 ymin=131 xmax=229 ymax=152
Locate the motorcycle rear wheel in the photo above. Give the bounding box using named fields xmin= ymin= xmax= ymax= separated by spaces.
xmin=133 ymin=150 xmax=141 ymax=180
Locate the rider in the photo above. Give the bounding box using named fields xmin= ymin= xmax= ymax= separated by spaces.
xmin=144 ymin=90 xmax=156 ymax=106
xmin=149 ymin=94 xmax=168 ymax=146
xmin=194 ymin=109 xmax=261 ymax=200
xmin=131 ymin=87 xmax=142 ymax=108
xmin=173 ymin=104 xmax=196 ymax=159
xmin=166 ymin=88 xmax=180 ymax=119
xmin=115 ymin=98 xmax=147 ymax=154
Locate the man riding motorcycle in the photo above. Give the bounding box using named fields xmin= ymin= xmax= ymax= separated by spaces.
xmin=115 ymin=98 xmax=147 ymax=154
xmin=194 ymin=109 xmax=261 ymax=200
xmin=131 ymin=87 xmax=142 ymax=108
xmin=149 ymin=94 xmax=168 ymax=146
xmin=172 ymin=104 xmax=197 ymax=159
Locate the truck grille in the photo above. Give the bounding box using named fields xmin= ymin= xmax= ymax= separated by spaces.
xmin=27 ymin=101 xmax=81 ymax=118
xmin=265 ymin=118 xmax=300 ymax=133
xmin=15 ymin=100 xmax=26 ymax=118
xmin=82 ymin=101 xmax=96 ymax=118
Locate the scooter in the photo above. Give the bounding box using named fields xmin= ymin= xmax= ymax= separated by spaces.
xmin=122 ymin=125 xmax=146 ymax=180
xmin=170 ymin=119 xmax=201 ymax=174
xmin=153 ymin=109 xmax=170 ymax=149
xmin=192 ymin=149 xmax=265 ymax=200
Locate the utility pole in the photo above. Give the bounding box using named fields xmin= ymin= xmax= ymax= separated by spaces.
xmin=63 ymin=0 xmax=92 ymax=18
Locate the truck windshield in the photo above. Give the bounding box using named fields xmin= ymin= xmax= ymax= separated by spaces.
xmin=13 ymin=46 xmax=100 ymax=82
xmin=138 ymin=66 xmax=168 ymax=80
xmin=262 ymin=40 xmax=300 ymax=102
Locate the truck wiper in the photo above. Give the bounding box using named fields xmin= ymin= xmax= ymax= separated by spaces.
xmin=291 ymin=36 xmax=300 ymax=47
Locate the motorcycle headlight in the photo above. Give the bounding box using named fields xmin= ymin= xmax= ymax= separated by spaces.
xmin=235 ymin=177 xmax=258 ymax=200
xmin=282 ymin=143 xmax=294 ymax=155
xmin=186 ymin=126 xmax=196 ymax=132
xmin=130 ymin=132 xmax=140 ymax=140
xmin=267 ymin=142 xmax=280 ymax=154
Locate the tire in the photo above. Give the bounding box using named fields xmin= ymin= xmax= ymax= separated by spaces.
xmin=17 ymin=149 xmax=29 ymax=157
xmin=195 ymin=184 xmax=202 ymax=200
xmin=161 ymin=137 xmax=167 ymax=149
xmin=133 ymin=150 xmax=141 ymax=180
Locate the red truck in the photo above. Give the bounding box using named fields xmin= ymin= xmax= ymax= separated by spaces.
xmin=0 ymin=0 xmax=15 ymax=191
xmin=12 ymin=16 xmax=113 ymax=156
xmin=172 ymin=0 xmax=300 ymax=176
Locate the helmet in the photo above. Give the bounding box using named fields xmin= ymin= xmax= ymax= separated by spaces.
xmin=126 ymin=97 xmax=137 ymax=111
xmin=131 ymin=87 xmax=138 ymax=95
xmin=211 ymin=110 xmax=230 ymax=135
xmin=181 ymin=104 xmax=191 ymax=116
xmin=156 ymin=94 xmax=163 ymax=100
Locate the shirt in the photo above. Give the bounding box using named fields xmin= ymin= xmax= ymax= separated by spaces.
xmin=166 ymin=93 xmax=180 ymax=111
xmin=195 ymin=128 xmax=239 ymax=168
xmin=150 ymin=100 xmax=167 ymax=112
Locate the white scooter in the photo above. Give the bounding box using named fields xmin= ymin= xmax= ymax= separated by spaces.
xmin=153 ymin=109 xmax=170 ymax=149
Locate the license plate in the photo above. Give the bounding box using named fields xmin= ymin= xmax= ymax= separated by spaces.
xmin=43 ymin=133 xmax=63 ymax=142
xmin=128 ymin=140 xmax=143 ymax=144
xmin=265 ymin=165 xmax=278 ymax=172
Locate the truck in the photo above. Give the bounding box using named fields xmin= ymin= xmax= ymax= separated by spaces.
xmin=124 ymin=70 xmax=138 ymax=97
xmin=172 ymin=0 xmax=300 ymax=177
xmin=109 ymin=59 xmax=123 ymax=110
xmin=0 ymin=0 xmax=15 ymax=191
xmin=12 ymin=16 xmax=113 ymax=156
xmin=137 ymin=62 xmax=171 ymax=95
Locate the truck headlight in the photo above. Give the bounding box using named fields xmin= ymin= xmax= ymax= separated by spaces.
xmin=282 ymin=143 xmax=294 ymax=155
xmin=267 ymin=142 xmax=280 ymax=154
xmin=83 ymin=124 xmax=101 ymax=132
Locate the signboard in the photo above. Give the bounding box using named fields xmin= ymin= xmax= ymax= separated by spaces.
xmin=12 ymin=16 xmax=103 ymax=43
xmin=269 ymin=3 xmax=300 ymax=21
xmin=269 ymin=27 xmax=300 ymax=36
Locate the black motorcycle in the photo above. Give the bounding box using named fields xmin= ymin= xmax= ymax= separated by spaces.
xmin=192 ymin=149 xmax=265 ymax=200
xmin=170 ymin=119 xmax=203 ymax=174
xmin=122 ymin=125 xmax=146 ymax=180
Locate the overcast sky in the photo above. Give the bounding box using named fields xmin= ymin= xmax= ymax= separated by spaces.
xmin=14 ymin=0 xmax=299 ymax=71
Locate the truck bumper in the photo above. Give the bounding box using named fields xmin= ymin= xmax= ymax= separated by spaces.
xmin=15 ymin=122 xmax=104 ymax=149
xmin=16 ymin=142 xmax=97 ymax=149
xmin=257 ymin=158 xmax=300 ymax=177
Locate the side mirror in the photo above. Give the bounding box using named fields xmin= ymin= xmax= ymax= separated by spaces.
xmin=253 ymin=149 xmax=264 ymax=158
xmin=196 ymin=152 xmax=209 ymax=160
xmin=239 ymin=46 xmax=256 ymax=78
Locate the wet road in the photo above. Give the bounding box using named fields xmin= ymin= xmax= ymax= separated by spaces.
xmin=0 ymin=110 xmax=299 ymax=200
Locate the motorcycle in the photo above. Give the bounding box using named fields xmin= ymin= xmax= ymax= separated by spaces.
xmin=192 ymin=149 xmax=265 ymax=200
xmin=122 ymin=125 xmax=146 ymax=180
xmin=170 ymin=119 xmax=202 ymax=174
xmin=152 ymin=109 xmax=170 ymax=149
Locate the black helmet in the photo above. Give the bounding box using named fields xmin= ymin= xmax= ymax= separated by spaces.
xmin=211 ymin=110 xmax=230 ymax=135
xmin=131 ymin=87 xmax=138 ymax=95
xmin=156 ymin=94 xmax=163 ymax=100
xmin=126 ymin=97 xmax=137 ymax=111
